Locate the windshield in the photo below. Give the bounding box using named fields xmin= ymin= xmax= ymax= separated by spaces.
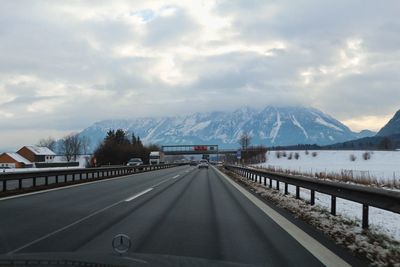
xmin=0 ymin=1 xmax=398 ymax=267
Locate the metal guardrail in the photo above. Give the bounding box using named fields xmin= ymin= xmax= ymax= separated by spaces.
xmin=225 ymin=165 xmax=400 ymax=229
xmin=0 ymin=164 xmax=178 ymax=195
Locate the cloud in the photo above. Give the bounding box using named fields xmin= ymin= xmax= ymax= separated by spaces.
xmin=0 ymin=0 xmax=399 ymax=150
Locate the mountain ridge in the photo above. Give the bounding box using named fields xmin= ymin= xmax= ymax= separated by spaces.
xmin=377 ymin=110 xmax=400 ymax=136
xmin=78 ymin=106 xmax=375 ymax=152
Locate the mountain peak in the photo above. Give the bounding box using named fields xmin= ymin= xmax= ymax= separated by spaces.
xmin=78 ymin=105 xmax=374 ymax=152
xmin=377 ymin=109 xmax=400 ymax=136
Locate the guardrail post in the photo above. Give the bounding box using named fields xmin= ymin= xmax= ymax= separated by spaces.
xmin=296 ymin=186 xmax=300 ymax=199
xmin=45 ymin=176 xmax=48 ymax=186
xmin=19 ymin=179 xmax=22 ymax=190
xmin=276 ymin=181 xmax=280 ymax=190
xmin=284 ymin=183 xmax=288 ymax=195
xmin=2 ymin=180 xmax=6 ymax=192
xmin=55 ymin=175 xmax=59 ymax=183
xmin=33 ymin=177 xmax=36 ymax=187
xmin=263 ymin=176 xmax=267 ymax=186
xmin=80 ymin=173 xmax=82 ymax=180
xmin=269 ymin=178 xmax=272 ymax=188
xmin=310 ymin=190 xmax=315 ymax=205
xmin=259 ymin=175 xmax=262 ymax=184
xmin=331 ymin=196 xmax=336 ymax=215
xmin=72 ymin=173 xmax=75 ymax=182
xmin=362 ymin=204 xmax=369 ymax=229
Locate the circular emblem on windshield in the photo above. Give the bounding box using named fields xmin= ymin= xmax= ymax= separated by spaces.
xmin=112 ymin=234 xmax=131 ymax=255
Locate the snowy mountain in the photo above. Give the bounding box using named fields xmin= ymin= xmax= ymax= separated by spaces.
xmin=79 ymin=106 xmax=374 ymax=151
xmin=377 ymin=110 xmax=400 ymax=137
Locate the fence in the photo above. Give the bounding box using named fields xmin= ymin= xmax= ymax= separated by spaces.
xmin=0 ymin=164 xmax=178 ymax=196
xmin=225 ymin=165 xmax=400 ymax=229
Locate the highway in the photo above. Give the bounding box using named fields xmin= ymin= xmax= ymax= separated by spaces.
xmin=0 ymin=165 xmax=361 ymax=266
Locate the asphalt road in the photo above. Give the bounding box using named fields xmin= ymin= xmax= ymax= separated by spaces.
xmin=0 ymin=165 xmax=358 ymax=266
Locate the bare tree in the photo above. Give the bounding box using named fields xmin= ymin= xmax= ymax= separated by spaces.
xmin=60 ymin=134 xmax=82 ymax=162
xmin=239 ymin=132 xmax=252 ymax=163
xmin=239 ymin=132 xmax=251 ymax=151
xmin=36 ymin=137 xmax=56 ymax=151
xmin=80 ymin=136 xmax=91 ymax=155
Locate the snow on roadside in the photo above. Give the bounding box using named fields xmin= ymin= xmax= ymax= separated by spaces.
xmin=249 ymin=174 xmax=400 ymax=241
xmin=224 ymin=169 xmax=400 ymax=266
xmin=252 ymin=150 xmax=400 ymax=240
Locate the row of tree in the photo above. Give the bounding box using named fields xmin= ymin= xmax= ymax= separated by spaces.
xmin=93 ymin=129 xmax=159 ymax=166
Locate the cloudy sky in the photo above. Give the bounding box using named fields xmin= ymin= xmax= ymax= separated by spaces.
xmin=1 ymin=0 xmax=399 ymax=150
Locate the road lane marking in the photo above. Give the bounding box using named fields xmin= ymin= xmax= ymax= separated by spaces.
xmin=172 ymin=174 xmax=180 ymax=179
xmin=7 ymin=199 xmax=124 ymax=254
xmin=125 ymin=188 xmax=153 ymax=202
xmin=213 ymin=167 xmax=351 ymax=267
xmin=6 ymin=169 xmax=189 ymax=254
xmin=152 ymin=178 xmax=171 ymax=187
xmin=0 ymin=167 xmax=182 ymax=202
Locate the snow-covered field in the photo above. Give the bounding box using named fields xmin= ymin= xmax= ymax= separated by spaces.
xmin=254 ymin=150 xmax=400 ymax=241
xmin=260 ymin=150 xmax=400 ymax=183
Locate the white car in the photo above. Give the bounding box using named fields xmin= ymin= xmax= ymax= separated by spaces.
xmin=126 ymin=158 xmax=143 ymax=166
xmin=198 ymin=159 xmax=209 ymax=169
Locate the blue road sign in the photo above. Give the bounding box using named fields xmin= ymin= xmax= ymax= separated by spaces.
xmin=236 ymin=150 xmax=241 ymax=159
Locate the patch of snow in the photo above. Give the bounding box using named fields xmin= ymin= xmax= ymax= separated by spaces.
xmin=269 ymin=111 xmax=281 ymax=143
xmin=4 ymin=153 xmax=32 ymax=165
xmin=188 ymin=120 xmax=211 ymax=133
xmin=291 ymin=115 xmax=308 ymax=139
xmin=25 ymin=146 xmax=56 ymax=155
xmin=315 ymin=116 xmax=344 ymax=132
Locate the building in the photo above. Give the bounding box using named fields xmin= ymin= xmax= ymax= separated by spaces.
xmin=0 ymin=152 xmax=33 ymax=168
xmin=17 ymin=146 xmax=56 ymax=163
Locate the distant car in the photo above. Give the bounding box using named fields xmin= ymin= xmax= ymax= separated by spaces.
xmin=126 ymin=158 xmax=143 ymax=166
xmin=189 ymin=160 xmax=197 ymax=166
xmin=198 ymin=159 xmax=208 ymax=169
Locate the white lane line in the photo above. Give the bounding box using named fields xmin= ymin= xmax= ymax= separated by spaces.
xmin=125 ymin=188 xmax=153 ymax=202
xmin=213 ymin=167 xmax=351 ymax=267
xmin=7 ymin=199 xmax=124 ymax=255
xmin=152 ymin=178 xmax=171 ymax=188
xmin=7 ymin=172 xmax=181 ymax=254
xmin=0 ymin=169 xmax=171 ymax=202
xmin=172 ymin=174 xmax=180 ymax=179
